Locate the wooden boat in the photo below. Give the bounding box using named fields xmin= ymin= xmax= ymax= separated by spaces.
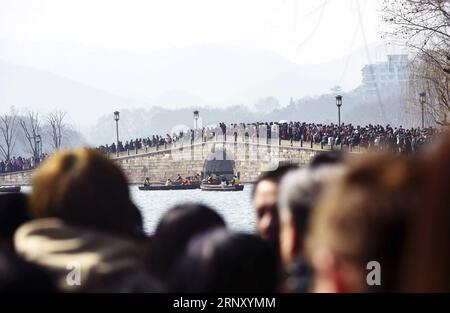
xmin=200 ymin=184 xmax=244 ymax=192
xmin=200 ymin=149 xmax=244 ymax=191
xmin=138 ymin=182 xmax=200 ymax=191
xmin=0 ymin=185 xmax=21 ymax=193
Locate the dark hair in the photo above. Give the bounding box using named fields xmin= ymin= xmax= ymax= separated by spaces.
xmin=252 ymin=164 xmax=298 ymax=198
xmin=310 ymin=151 xmax=345 ymax=168
xmin=0 ymin=250 xmax=56 ymax=292
xmin=147 ymin=203 xmax=225 ymax=282
xmin=168 ymin=229 xmax=277 ymax=293
xmin=0 ymin=193 xmax=29 ymax=240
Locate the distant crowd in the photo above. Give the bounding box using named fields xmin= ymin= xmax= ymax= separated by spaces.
xmin=97 ymin=121 xmax=436 ymax=155
xmin=0 ymin=154 xmax=48 ymax=174
xmin=1 ymin=129 xmax=450 ymax=292
xmin=97 ymin=134 xmax=178 ymax=155
xmin=273 ymin=122 xmax=434 ymax=153
xmin=0 ymin=122 xmax=437 ymax=175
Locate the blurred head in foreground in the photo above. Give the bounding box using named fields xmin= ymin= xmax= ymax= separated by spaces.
xmin=147 ymin=203 xmax=225 ymax=284
xmin=277 ymin=164 xmax=345 ymax=292
xmin=307 ymin=154 xmax=422 ymax=292
xmin=0 ymin=249 xmax=56 ymax=292
xmin=14 ymin=149 xmax=156 ymax=292
xmin=0 ymin=193 xmax=56 ymax=292
xmin=168 ymin=229 xmax=277 ymax=293
xmin=252 ymin=164 xmax=298 ymax=252
xmin=402 ymin=132 xmax=450 ymax=292
xmin=28 ymin=148 xmax=144 ymax=238
xmin=309 ymin=151 xmax=345 ymax=169
xmin=0 ymin=192 xmax=29 ymax=245
xmin=278 ymin=164 xmax=345 ymax=267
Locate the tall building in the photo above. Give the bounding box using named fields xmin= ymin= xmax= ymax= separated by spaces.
xmin=361 ymin=54 xmax=410 ymax=100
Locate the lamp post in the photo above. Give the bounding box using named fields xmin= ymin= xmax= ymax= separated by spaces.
xmin=36 ymin=135 xmax=41 ymax=156
xmin=26 ymin=134 xmax=41 ymax=160
xmin=419 ymin=92 xmax=426 ymax=129
xmin=193 ymin=110 xmax=199 ymax=130
xmin=336 ymin=95 xmax=343 ymax=127
xmin=114 ymin=111 xmax=120 ymax=157
xmin=36 ymin=135 xmax=41 ymax=165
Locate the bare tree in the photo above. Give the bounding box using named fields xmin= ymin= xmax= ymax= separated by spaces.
xmin=0 ymin=108 xmax=19 ymax=160
xmin=19 ymin=111 xmax=41 ymax=157
xmin=47 ymin=111 xmax=67 ymax=150
xmin=410 ymin=50 xmax=450 ymax=125
xmin=382 ymin=0 xmax=450 ymax=124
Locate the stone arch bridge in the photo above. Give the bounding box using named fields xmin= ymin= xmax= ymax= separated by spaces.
xmin=0 ymin=138 xmax=352 ymax=185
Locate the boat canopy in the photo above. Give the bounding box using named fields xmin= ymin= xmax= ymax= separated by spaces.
xmin=203 ymin=150 xmax=235 ymax=180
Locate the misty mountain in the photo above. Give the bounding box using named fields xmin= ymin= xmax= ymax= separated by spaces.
xmin=0 ymin=60 xmax=146 ymax=127
xmin=271 ymin=88 xmax=421 ymax=127
xmin=150 ymin=90 xmax=209 ymax=109
xmin=0 ymin=38 xmax=414 ymax=144
xmin=0 ymin=39 xmax=392 ymax=111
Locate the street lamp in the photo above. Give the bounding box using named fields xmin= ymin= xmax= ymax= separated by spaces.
xmin=335 ymin=95 xmax=343 ymax=127
xmin=114 ymin=111 xmax=120 ymax=157
xmin=27 ymin=134 xmax=41 ymax=160
xmin=419 ymin=92 xmax=426 ymax=129
xmin=36 ymin=135 xmax=41 ymax=165
xmin=36 ymin=135 xmax=41 ymax=156
xmin=193 ymin=110 xmax=199 ymax=130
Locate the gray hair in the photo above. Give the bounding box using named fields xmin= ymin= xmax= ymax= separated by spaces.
xmin=278 ymin=165 xmax=345 ymax=232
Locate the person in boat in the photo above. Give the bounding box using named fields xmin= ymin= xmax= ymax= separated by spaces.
xmin=175 ymin=174 xmax=183 ymax=184
xmin=193 ymin=173 xmax=201 ymax=182
xmin=165 ymin=179 xmax=173 ymax=186
xmin=182 ymin=177 xmax=191 ymax=186
xmin=220 ymin=178 xmax=229 ymax=188
xmin=143 ymin=177 xmax=151 ymax=187
xmin=232 ymin=175 xmax=240 ymax=186
xmin=207 ymin=173 xmax=219 ymax=184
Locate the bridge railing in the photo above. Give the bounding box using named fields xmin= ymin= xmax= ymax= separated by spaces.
xmin=108 ymin=132 xmax=364 ymax=159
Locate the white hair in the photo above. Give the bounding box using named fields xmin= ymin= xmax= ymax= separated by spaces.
xmin=278 ymin=165 xmax=345 ymax=224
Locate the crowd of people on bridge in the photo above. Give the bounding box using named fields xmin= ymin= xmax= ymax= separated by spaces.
xmin=224 ymin=121 xmax=436 ymax=153
xmin=0 ymin=154 xmax=48 ymax=174
xmin=1 ymin=121 xmax=437 ymax=176
xmin=97 ymin=134 xmax=179 ymax=155
xmin=97 ymin=121 xmax=436 ymax=156
xmin=1 ymin=128 xmax=450 ymax=292
xmin=276 ymin=122 xmax=435 ymax=153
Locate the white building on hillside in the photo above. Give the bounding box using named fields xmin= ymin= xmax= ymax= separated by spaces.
xmin=361 ymin=54 xmax=410 ymax=100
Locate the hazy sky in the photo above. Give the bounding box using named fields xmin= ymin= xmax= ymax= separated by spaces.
xmin=0 ymin=0 xmax=384 ymax=65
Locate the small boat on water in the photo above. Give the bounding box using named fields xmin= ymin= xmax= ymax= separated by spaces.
xmin=138 ymin=182 xmax=200 ymax=191
xmin=139 ymin=148 xmax=245 ymax=192
xmin=0 ymin=185 xmax=21 ymax=193
xmin=200 ymin=184 xmax=244 ymax=192
xmin=200 ymin=151 xmax=244 ymax=192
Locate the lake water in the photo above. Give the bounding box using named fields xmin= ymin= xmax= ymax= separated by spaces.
xmin=22 ymin=185 xmax=256 ymax=235
xmin=130 ymin=185 xmax=256 ymax=234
